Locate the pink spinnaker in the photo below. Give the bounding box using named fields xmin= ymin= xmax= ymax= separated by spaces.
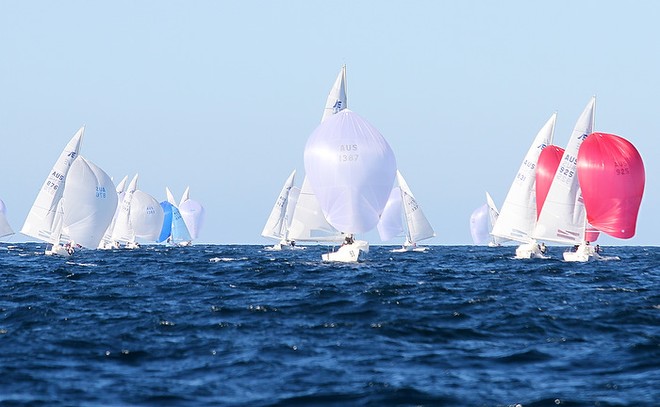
xmin=535 ymin=145 xmax=564 ymax=220
xmin=577 ymin=132 xmax=645 ymax=239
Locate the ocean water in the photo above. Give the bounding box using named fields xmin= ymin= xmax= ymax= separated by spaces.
xmin=0 ymin=243 xmax=658 ymax=407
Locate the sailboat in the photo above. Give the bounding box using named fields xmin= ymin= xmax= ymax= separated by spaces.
xmin=533 ymin=97 xmax=598 ymax=260
xmin=158 ymin=187 xmax=193 ymax=247
xmin=491 ymin=113 xmax=557 ymax=258
xmin=0 ymin=199 xmax=14 ymax=239
xmin=261 ymin=170 xmax=303 ymax=250
xmin=304 ymin=109 xmax=397 ymax=262
xmin=21 ymin=127 xmax=83 ymax=254
xmin=563 ymin=132 xmax=645 ymax=261
xmin=263 ymin=65 xmax=348 ymax=249
xmin=51 ymin=155 xmax=118 ymax=253
xmin=377 ymin=171 xmax=435 ymax=252
xmin=111 ymin=174 xmax=165 ymax=248
xmin=98 ymin=175 xmax=129 ymax=249
xmin=178 ymin=187 xmax=205 ymax=243
xmin=21 ymin=127 xmax=116 ymax=255
xmin=470 ymin=192 xmax=506 ymax=247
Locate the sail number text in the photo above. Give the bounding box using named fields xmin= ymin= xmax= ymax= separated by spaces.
xmin=96 ymin=186 xmax=108 ymax=198
xmin=339 ymin=144 xmax=359 ymax=162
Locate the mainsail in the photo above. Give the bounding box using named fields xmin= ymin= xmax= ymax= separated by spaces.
xmin=534 ymin=97 xmax=595 ymax=244
xmin=21 ymin=127 xmax=84 ymax=243
xmin=491 ymin=113 xmax=556 ymax=243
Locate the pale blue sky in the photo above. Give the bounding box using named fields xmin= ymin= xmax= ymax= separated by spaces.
xmin=1 ymin=1 xmax=657 ymax=245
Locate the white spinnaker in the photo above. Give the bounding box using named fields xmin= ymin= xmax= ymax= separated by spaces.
xmin=61 ymin=156 xmax=118 ymax=248
xmin=21 ymin=127 xmax=84 ymax=242
xmin=534 ymin=97 xmax=595 ymax=244
xmin=377 ymin=187 xmax=404 ymax=242
xmin=304 ymin=109 xmax=397 ymax=234
xmin=470 ymin=203 xmax=490 ymax=244
xmin=130 ymin=190 xmax=165 ymax=241
xmin=179 ymin=189 xmax=205 ymax=240
xmin=0 ymin=199 xmax=14 ymax=238
xmin=491 ymin=113 xmax=556 ymax=243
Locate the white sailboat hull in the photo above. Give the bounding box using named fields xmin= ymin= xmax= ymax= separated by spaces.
xmin=45 ymin=244 xmax=73 ymax=257
xmin=322 ymin=240 xmax=369 ymax=262
xmin=563 ymin=243 xmax=600 ymax=262
xmin=392 ymin=244 xmax=429 ymax=253
xmin=515 ymin=242 xmax=547 ymax=259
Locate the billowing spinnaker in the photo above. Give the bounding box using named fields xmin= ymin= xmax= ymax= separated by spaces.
xmin=535 ymin=145 xmax=564 ymax=219
xmin=303 ymin=109 xmax=397 ymax=234
xmin=469 ymin=203 xmax=490 ymax=244
xmin=577 ymin=132 xmax=645 ymax=239
xmin=61 ymin=156 xmax=118 ymax=248
xmin=0 ymin=199 xmax=14 ymax=238
xmin=377 ymin=187 xmax=404 ymax=241
xmin=130 ymin=190 xmax=165 ymax=241
xmin=179 ymin=198 xmax=205 ymax=239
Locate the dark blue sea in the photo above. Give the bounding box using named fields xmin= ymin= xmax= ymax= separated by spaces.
xmin=0 ymin=243 xmax=658 ymax=406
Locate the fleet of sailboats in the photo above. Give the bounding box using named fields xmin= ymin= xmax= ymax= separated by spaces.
xmin=0 ymin=70 xmax=647 ymax=261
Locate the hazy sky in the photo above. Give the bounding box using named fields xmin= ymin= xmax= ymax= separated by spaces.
xmin=1 ymin=1 xmax=657 ymax=246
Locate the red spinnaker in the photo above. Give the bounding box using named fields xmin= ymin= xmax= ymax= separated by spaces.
xmin=577 ymin=132 xmax=645 ymax=239
xmin=535 ymin=145 xmax=564 ymax=219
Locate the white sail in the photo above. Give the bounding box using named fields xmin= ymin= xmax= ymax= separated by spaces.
xmin=130 ymin=190 xmax=165 ymax=242
xmin=60 ymin=156 xmax=118 ymax=248
xmin=485 ymin=192 xmax=507 ymax=245
xmin=304 ymin=109 xmax=397 ymax=234
xmin=396 ymin=171 xmax=435 ymax=244
xmin=377 ymin=187 xmax=404 ymax=242
xmin=166 ymin=187 xmax=177 ymax=205
xmin=0 ymin=199 xmax=14 ymax=238
xmin=111 ymin=174 xmax=139 ymax=245
xmin=321 ymin=65 xmax=347 ymax=123
xmin=534 ymin=97 xmax=595 ymax=244
xmin=262 ymin=170 xmax=297 ymax=240
xmin=491 ymin=113 xmax=556 ymax=243
xmin=21 ymin=126 xmax=84 ymax=242
xmin=98 ymin=175 xmax=129 ymax=249
xmin=178 ymin=187 xmax=205 ymax=240
xmin=377 ymin=171 xmax=435 ymax=246
xmin=470 ymin=203 xmax=490 ymax=244
xmin=282 ymin=65 xmax=350 ymax=242
xmin=287 ymin=177 xmax=343 ymax=242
